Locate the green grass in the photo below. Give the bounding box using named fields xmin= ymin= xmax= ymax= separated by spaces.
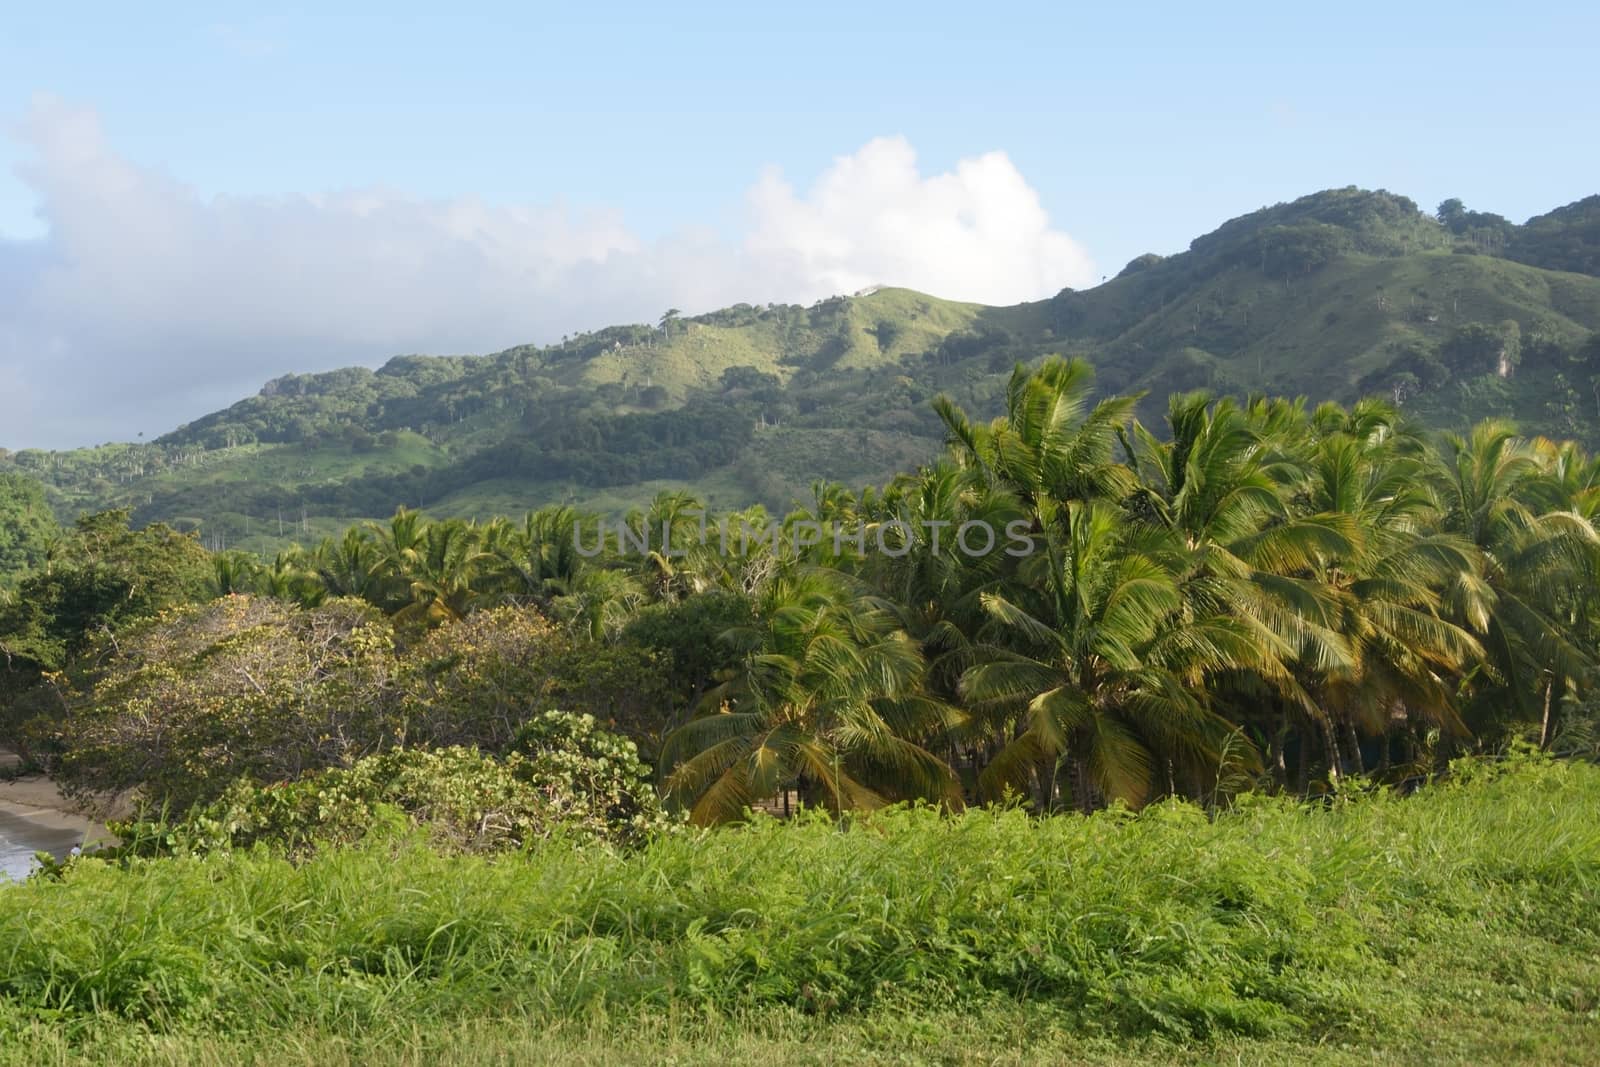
xmin=6 ymin=1003 xmax=1598 ymax=1066
xmin=1 ymin=757 xmax=1597 ymax=1063
xmin=563 ymin=287 xmax=982 ymax=401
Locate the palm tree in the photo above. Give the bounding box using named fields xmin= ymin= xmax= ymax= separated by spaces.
xmin=257 ymin=548 xmax=321 ymax=607
xmin=310 ymin=527 xmax=386 ymax=604
xmin=481 ymin=506 xmax=587 ymax=606
xmin=635 ymin=491 xmax=709 ymax=602
xmin=661 ymin=568 xmax=962 ymax=824
xmin=365 ymin=507 xmax=431 ymax=613
xmin=211 ymin=550 xmax=262 ymax=596
xmin=550 ymin=567 xmax=647 ymax=640
xmin=934 ymin=356 xmax=1137 ymax=509
xmin=863 ymin=462 xmax=1024 ymax=623
xmin=390 ymin=519 xmax=487 ymax=625
xmin=1123 ymin=392 xmax=1357 ymax=786
xmin=1434 ymin=421 xmax=1598 ymax=741
xmin=1296 ymin=427 xmax=1483 ymax=778
xmin=960 ymin=499 xmax=1274 ymax=810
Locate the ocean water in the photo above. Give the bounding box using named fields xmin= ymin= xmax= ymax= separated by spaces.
xmin=0 ymin=807 xmax=82 ymax=882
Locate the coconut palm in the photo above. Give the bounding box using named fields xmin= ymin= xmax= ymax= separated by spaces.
xmin=1435 ymin=421 xmax=1598 ymax=737
xmin=960 ymin=499 xmax=1276 ymax=810
xmin=661 ymin=568 xmax=962 ymax=824
xmin=1122 ymin=392 xmax=1358 ymax=784
xmin=365 ymin=507 xmax=431 ymax=612
xmin=390 ymin=519 xmax=487 ymax=625
xmin=310 ymin=527 xmax=387 ymax=604
xmin=1296 ymin=427 xmax=1484 ymax=777
xmin=211 ymin=550 xmax=262 ymax=597
xmin=934 ymin=356 xmax=1137 ymax=509
xmin=549 ymin=567 xmax=648 ymax=640
xmin=255 ymin=548 xmax=321 ymax=607
xmin=481 ymin=506 xmax=587 ymax=606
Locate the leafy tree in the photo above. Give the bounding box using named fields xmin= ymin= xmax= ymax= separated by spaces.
xmin=0 ymin=473 xmax=57 ymax=585
xmin=1441 ymin=321 xmax=1522 ymax=377
xmin=621 ymin=590 xmax=755 ymax=725
xmin=398 ymin=606 xmax=672 ymax=755
xmin=0 ymin=510 xmax=213 ymax=678
xmin=48 ymin=596 xmax=401 ymax=810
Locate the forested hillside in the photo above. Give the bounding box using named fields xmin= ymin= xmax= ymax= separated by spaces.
xmin=4 ymin=187 xmax=1599 ymax=553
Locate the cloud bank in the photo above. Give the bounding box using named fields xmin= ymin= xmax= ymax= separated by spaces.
xmin=0 ymin=96 xmax=1094 ymax=449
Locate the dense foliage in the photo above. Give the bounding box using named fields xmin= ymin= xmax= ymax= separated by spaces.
xmin=0 ymin=473 xmax=57 ymax=586
xmin=45 ymin=596 xmax=399 ymax=809
xmin=5 ymin=311 xmax=1600 ymax=1062
xmin=13 ymin=595 xmax=672 ymax=811
xmin=0 ymin=511 xmax=214 ymax=764
xmin=104 ymin=711 xmax=670 ymax=859
xmin=7 ymin=356 xmax=1600 ymax=834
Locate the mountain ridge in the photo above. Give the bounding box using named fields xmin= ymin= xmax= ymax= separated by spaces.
xmin=5 ymin=186 xmax=1599 ymax=552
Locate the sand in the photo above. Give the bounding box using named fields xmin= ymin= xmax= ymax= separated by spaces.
xmin=0 ymin=748 xmax=120 ymax=848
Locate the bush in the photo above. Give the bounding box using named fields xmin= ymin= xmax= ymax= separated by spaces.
xmin=43 ymin=601 xmax=678 ymax=815
xmin=108 ymin=712 xmax=675 ymax=858
xmin=509 ymin=709 xmax=668 ymax=838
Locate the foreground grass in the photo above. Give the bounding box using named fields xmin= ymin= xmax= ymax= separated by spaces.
xmin=5 ymin=1001 xmax=1600 ymax=1067
xmin=2 ymin=757 xmax=1598 ymax=1064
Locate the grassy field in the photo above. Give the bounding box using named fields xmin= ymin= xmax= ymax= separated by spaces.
xmin=2 ymin=755 xmax=1597 ymax=1064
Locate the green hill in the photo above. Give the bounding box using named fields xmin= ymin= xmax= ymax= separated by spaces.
xmin=4 ymin=187 xmax=1599 ymax=553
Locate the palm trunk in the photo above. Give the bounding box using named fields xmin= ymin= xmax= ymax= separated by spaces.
xmin=1539 ymin=678 xmax=1555 ymax=750
xmin=1320 ymin=717 xmax=1343 ymax=785
xmin=1031 ymin=763 xmax=1053 ymax=812
xmin=1295 ymin=720 xmax=1312 ymax=794
xmin=1342 ymin=721 xmax=1365 ymax=777
xmin=1268 ymin=714 xmax=1288 ymax=791
xmin=1068 ymin=758 xmax=1093 ymax=814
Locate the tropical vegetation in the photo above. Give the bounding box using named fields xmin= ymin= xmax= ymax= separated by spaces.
xmin=6 ymin=329 xmax=1600 ymax=1060
xmin=6 ymin=356 xmax=1600 ymax=825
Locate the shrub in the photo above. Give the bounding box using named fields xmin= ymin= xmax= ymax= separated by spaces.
xmin=36 ymin=599 xmax=680 ymax=818
xmin=109 ymin=712 xmax=675 ymax=859
xmin=509 ymin=709 xmax=669 ymax=839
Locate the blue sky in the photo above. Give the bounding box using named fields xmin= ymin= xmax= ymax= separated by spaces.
xmin=2 ymin=1 xmax=1597 ymax=446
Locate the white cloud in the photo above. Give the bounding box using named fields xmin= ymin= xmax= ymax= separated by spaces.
xmin=0 ymin=97 xmax=1094 ymax=449
xmin=743 ymin=137 xmax=1092 ymax=307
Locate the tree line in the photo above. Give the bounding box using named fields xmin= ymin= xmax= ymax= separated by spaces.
xmin=4 ymin=357 xmax=1599 ymax=825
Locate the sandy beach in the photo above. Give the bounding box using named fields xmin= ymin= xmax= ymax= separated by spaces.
xmin=0 ymin=748 xmax=119 ymax=849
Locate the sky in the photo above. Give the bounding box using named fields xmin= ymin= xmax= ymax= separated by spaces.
xmin=2 ymin=1 xmax=1597 ymax=449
